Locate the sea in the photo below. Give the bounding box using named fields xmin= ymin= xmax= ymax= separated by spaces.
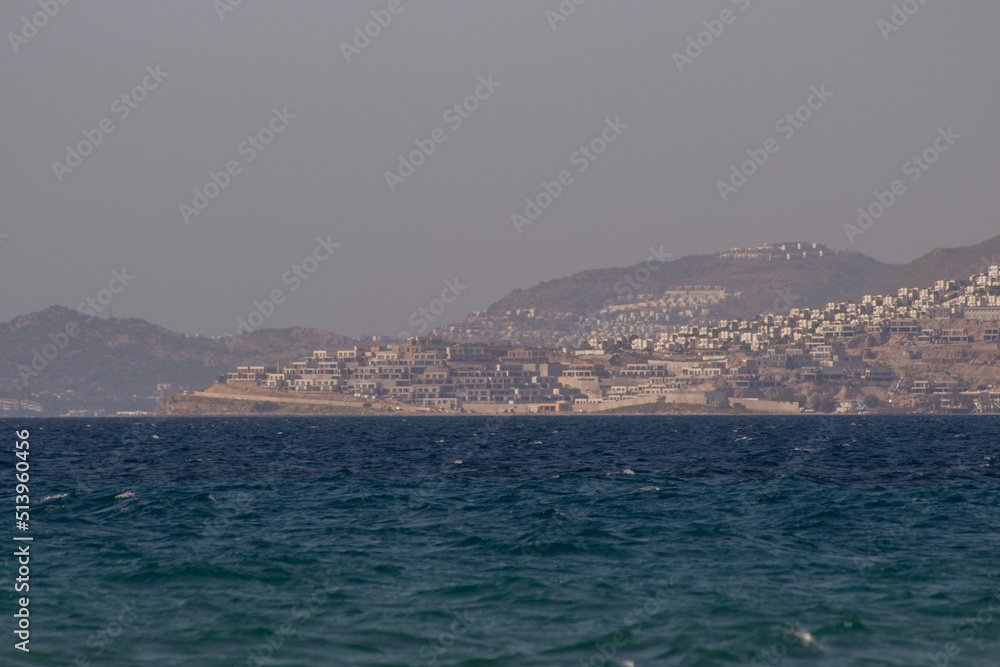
xmin=3 ymin=415 xmax=999 ymax=666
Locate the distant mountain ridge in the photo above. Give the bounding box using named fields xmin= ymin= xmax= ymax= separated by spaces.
xmin=3 ymin=233 xmax=998 ymax=414
xmin=482 ymin=233 xmax=1000 ymax=320
xmin=0 ymin=306 xmax=354 ymax=414
xmin=840 ymin=233 xmax=1000 ymax=301
xmin=486 ymin=250 xmax=898 ymax=320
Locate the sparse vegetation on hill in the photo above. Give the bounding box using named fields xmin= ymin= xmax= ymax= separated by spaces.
xmin=486 ymin=251 xmax=898 ymax=319
xmin=0 ymin=306 xmax=354 ymax=414
xmin=842 ymin=233 xmax=1000 ymax=302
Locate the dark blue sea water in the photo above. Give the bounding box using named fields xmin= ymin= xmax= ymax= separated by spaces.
xmin=3 ymin=416 xmax=1000 ymax=666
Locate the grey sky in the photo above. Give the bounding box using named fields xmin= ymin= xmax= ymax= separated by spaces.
xmin=2 ymin=1 xmax=998 ymax=338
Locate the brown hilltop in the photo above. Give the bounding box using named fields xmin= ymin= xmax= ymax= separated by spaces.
xmin=840 ymin=232 xmax=1000 ymax=300
xmin=488 ymin=250 xmax=898 ymax=319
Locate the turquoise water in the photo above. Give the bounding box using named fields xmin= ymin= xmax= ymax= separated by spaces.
xmin=4 ymin=416 xmax=1000 ymax=666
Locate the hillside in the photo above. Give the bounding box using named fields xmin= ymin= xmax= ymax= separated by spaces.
xmin=488 ymin=251 xmax=899 ymax=319
xmin=839 ymin=233 xmax=1000 ymax=301
xmin=0 ymin=307 xmax=354 ymax=415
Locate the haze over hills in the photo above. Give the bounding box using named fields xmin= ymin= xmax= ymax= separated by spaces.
xmin=0 ymin=307 xmax=354 ymax=415
xmin=481 ymin=234 xmax=1000 ymax=319
xmin=2 ymin=234 xmax=998 ymax=414
xmin=437 ymin=235 xmax=1000 ymax=346
xmin=486 ymin=248 xmax=897 ymax=320
xmin=841 ymin=233 xmax=1000 ymax=302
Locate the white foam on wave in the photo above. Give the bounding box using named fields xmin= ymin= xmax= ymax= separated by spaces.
xmin=794 ymin=629 xmax=815 ymax=646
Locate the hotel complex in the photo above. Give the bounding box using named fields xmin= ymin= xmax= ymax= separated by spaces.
xmin=219 ymin=266 xmax=1000 ymax=414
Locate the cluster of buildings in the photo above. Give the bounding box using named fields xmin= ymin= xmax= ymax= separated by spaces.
xmin=596 ymin=286 xmax=738 ymax=331
xmin=227 ymin=342 xmax=582 ymax=412
xmin=436 ymin=308 xmax=580 ymax=348
xmin=656 ymin=266 xmax=1000 ymax=353
xmin=435 ymin=245 xmax=848 ymax=348
xmin=719 ymin=242 xmax=843 ymax=262
xmin=438 ymin=286 xmax=742 ymax=349
xmin=0 ymin=398 xmax=43 ymax=414
xmin=220 ymin=266 xmax=1000 ymax=413
xmin=223 ymin=338 xmax=769 ymax=412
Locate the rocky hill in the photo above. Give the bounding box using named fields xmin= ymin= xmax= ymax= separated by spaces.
xmin=442 ymin=234 xmax=999 ymax=346
xmin=487 ymin=251 xmax=899 ymax=319
xmin=4 ymin=233 xmax=998 ymax=414
xmin=0 ymin=307 xmax=354 ymax=415
xmin=481 ymin=233 xmax=1000 ymax=321
xmin=839 ymin=233 xmax=1000 ymax=301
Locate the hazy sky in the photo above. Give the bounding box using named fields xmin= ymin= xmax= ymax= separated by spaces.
xmin=2 ymin=1 xmax=998 ymax=338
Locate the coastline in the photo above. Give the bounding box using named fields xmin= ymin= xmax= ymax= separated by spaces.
xmin=153 ymin=390 xmax=992 ymax=418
